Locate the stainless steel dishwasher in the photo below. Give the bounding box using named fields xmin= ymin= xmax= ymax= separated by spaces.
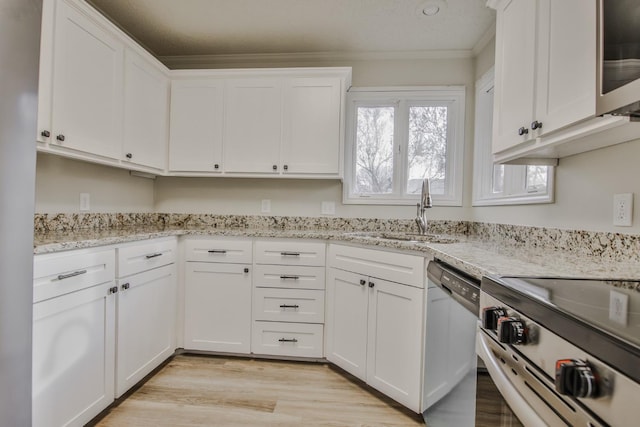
xmin=422 ymin=260 xmax=480 ymax=426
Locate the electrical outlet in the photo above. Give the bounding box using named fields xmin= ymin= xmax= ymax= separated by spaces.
xmin=321 ymin=201 xmax=335 ymax=215
xmin=609 ymin=290 xmax=629 ymax=326
xmin=261 ymin=199 xmax=271 ymax=213
xmin=79 ymin=193 xmax=90 ymax=211
xmin=613 ymin=193 xmax=633 ymax=226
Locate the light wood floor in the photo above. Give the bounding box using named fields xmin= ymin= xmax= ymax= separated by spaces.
xmin=93 ymin=354 xmax=425 ymax=426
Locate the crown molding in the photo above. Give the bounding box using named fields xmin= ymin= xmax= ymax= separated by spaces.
xmin=158 ymin=49 xmax=475 ymax=69
xmin=472 ymin=22 xmax=496 ymax=56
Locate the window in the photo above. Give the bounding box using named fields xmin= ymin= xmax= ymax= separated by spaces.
xmin=472 ymin=69 xmax=554 ymax=206
xmin=344 ymin=87 xmax=465 ymax=205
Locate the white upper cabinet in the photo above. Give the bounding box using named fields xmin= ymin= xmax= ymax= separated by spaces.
xmin=169 ymin=79 xmax=224 ymax=172
xmin=492 ymin=0 xmax=537 ymax=154
xmin=281 ymin=78 xmax=342 ymax=175
xmin=43 ymin=0 xmax=124 ymax=160
xmin=38 ymin=0 xmax=171 ymax=172
xmin=224 ymin=78 xmax=283 ymax=174
xmin=491 ymin=0 xmax=637 ymax=163
xmin=167 ymin=68 xmax=351 ymax=178
xmin=123 ymin=48 xmax=169 ymax=171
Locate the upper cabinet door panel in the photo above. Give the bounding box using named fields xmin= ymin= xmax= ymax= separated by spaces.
xmin=51 ymin=0 xmax=124 ymax=159
xmin=123 ymin=49 xmax=169 ymax=171
xmin=282 ymin=78 xmax=341 ymax=175
xmin=169 ymin=79 xmax=224 ymax=172
xmin=224 ymin=78 xmax=282 ymax=173
xmin=492 ymin=0 xmax=537 ymax=153
xmin=534 ymin=0 xmax=596 ymax=134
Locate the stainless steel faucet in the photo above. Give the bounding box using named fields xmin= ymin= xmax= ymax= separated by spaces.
xmin=415 ymin=178 xmax=432 ymax=235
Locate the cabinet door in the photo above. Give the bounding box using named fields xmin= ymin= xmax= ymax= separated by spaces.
xmin=534 ymin=0 xmax=596 ymax=135
xmin=169 ymin=79 xmax=224 ymax=172
xmin=282 ymin=78 xmax=341 ymax=175
xmin=184 ymin=262 xmax=252 ymax=353
xmin=115 ymin=264 xmax=176 ymax=397
xmin=224 ymin=78 xmax=282 ymax=173
xmin=366 ymin=278 xmax=423 ymax=413
xmin=492 ymin=0 xmax=537 ymax=154
xmin=50 ymin=0 xmax=123 ymax=159
xmin=123 ymin=49 xmax=169 ymax=171
xmin=33 ymin=282 xmax=115 ymax=427
xmin=325 ymin=268 xmax=368 ymax=380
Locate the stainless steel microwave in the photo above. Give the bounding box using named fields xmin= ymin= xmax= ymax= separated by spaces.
xmin=596 ymin=0 xmax=640 ymax=117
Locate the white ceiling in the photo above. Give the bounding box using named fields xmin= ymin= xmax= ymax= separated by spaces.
xmin=86 ymin=0 xmax=495 ymax=60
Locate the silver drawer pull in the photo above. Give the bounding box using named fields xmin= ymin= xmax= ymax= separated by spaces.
xmin=208 ymin=250 xmax=227 ymax=254
xmin=56 ymin=269 xmax=87 ymax=281
xmin=280 ymin=252 xmax=300 ymax=257
xmin=145 ymin=253 xmax=162 ymax=259
xmin=280 ymin=275 xmax=300 ymax=280
xmin=278 ymin=338 xmax=298 ymax=343
xmin=279 ymin=304 xmax=300 ymax=309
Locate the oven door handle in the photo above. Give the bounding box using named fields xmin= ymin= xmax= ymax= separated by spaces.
xmin=476 ymin=330 xmax=549 ymax=427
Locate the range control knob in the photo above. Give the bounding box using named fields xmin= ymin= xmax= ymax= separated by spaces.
xmin=555 ymin=359 xmax=599 ymax=398
xmin=482 ymin=306 xmax=508 ymax=330
xmin=497 ymin=317 xmax=527 ymax=345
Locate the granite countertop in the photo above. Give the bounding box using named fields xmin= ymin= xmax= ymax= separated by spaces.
xmin=33 ymin=225 xmax=640 ymax=281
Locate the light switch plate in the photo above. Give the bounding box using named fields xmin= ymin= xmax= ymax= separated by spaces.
xmin=79 ymin=193 xmax=90 ymax=211
xmin=261 ymin=199 xmax=271 ymax=213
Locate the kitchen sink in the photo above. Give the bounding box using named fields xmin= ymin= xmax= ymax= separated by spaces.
xmin=347 ymin=232 xmax=458 ymax=244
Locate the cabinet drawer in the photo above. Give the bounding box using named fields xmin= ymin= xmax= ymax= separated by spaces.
xmin=184 ymin=238 xmax=253 ymax=263
xmin=253 ymin=265 xmax=325 ymax=290
xmin=252 ymin=321 xmax=323 ymax=358
xmin=328 ymin=244 xmax=424 ymax=288
xmin=253 ymin=288 xmax=325 ymax=323
xmin=117 ymin=237 xmax=176 ymax=277
xmin=34 ymin=248 xmax=115 ymax=303
xmin=254 ymin=240 xmax=326 ymax=266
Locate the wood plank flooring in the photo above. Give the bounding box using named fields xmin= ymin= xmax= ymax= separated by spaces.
xmin=94 ymin=355 xmax=425 ymax=426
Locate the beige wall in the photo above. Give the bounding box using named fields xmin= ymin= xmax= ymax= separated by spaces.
xmin=35 ymin=153 xmax=155 ymax=213
xmin=35 ymin=48 xmax=640 ymax=235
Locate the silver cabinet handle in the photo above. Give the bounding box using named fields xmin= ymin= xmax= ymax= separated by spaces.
xmin=279 ymin=304 xmax=299 ymax=309
xmin=108 ymin=286 xmax=118 ymax=295
xmin=208 ymin=250 xmax=227 ymax=254
xmin=57 ymin=269 xmax=87 ymax=280
xmin=278 ymin=338 xmax=298 ymax=343
xmin=280 ymin=252 xmax=300 ymax=257
xmin=280 ymin=275 xmax=300 ymax=280
xmin=145 ymin=253 xmax=162 ymax=259
xmin=121 ymin=283 xmax=130 ymax=291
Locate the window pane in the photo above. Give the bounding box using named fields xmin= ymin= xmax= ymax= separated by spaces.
xmin=354 ymin=106 xmax=394 ymax=194
xmin=526 ymin=166 xmax=548 ymax=192
xmin=407 ymin=106 xmax=447 ymax=195
xmin=492 ymin=164 xmax=504 ymax=193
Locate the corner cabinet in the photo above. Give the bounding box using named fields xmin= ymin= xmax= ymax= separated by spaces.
xmin=168 ymin=68 xmax=351 ymax=178
xmin=490 ymin=0 xmax=638 ymax=163
xmin=326 ymin=244 xmax=425 ymax=413
xmin=37 ymin=0 xmax=170 ymax=174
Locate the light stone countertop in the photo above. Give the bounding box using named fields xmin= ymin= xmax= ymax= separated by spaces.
xmin=33 ymin=226 xmax=640 ymax=281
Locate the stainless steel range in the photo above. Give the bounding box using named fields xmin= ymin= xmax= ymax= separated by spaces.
xmin=478 ymin=275 xmax=639 ymax=427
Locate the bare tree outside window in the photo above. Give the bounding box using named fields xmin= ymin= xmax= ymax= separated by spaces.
xmin=355 ymin=106 xmax=394 ymax=194
xmin=407 ymin=106 xmax=448 ymax=195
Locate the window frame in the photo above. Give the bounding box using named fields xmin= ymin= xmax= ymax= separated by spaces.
xmin=472 ymin=69 xmax=555 ymax=206
xmin=343 ymin=86 xmax=466 ymax=206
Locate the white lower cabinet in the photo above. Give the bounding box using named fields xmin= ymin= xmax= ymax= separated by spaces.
xmin=32 ymin=248 xmax=117 ymax=427
xmin=252 ymin=321 xmax=324 ymax=358
xmin=115 ymin=263 xmax=176 ymax=397
xmin=251 ymin=239 xmax=327 ymax=358
xmin=184 ymin=261 xmax=252 ymax=353
xmin=326 ymin=244 xmax=425 ymax=413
